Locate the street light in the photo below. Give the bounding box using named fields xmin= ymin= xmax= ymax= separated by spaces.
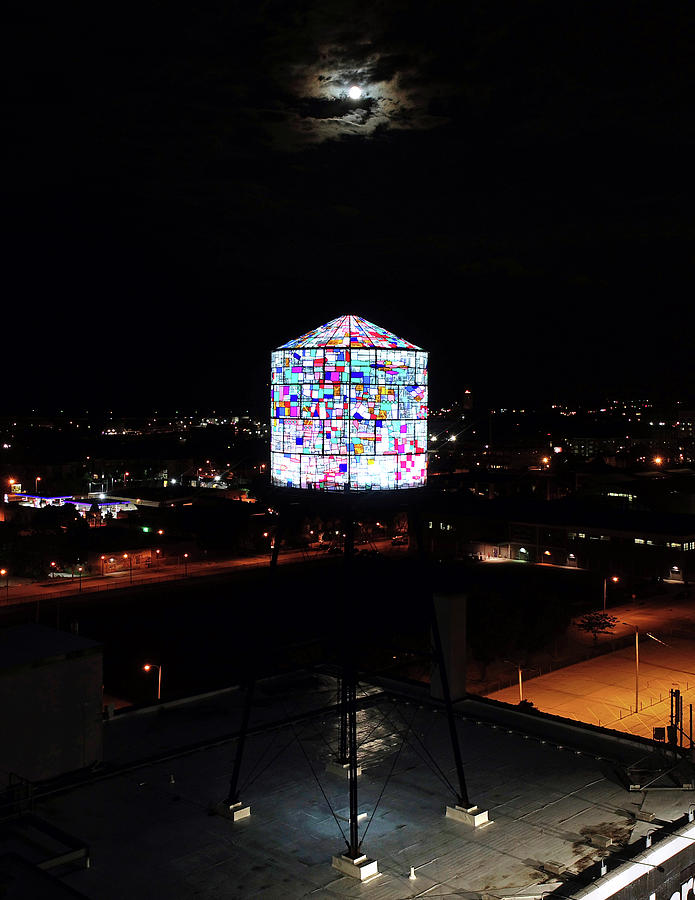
xmin=78 ymin=565 xmax=83 ymax=592
xmin=0 ymin=568 xmax=7 ymax=602
xmin=503 ymin=660 xmax=539 ymax=703
xmin=143 ymin=663 xmax=162 ymax=701
xmin=603 ymin=575 xmax=619 ymax=610
xmin=183 ymin=552 xmax=188 ymax=576
xmin=35 ymin=475 xmax=42 ymax=494
xmin=123 ymin=553 xmax=133 ymax=584
xmin=504 ymin=660 xmax=525 ymax=702
xmin=50 ymin=561 xmax=62 ymax=628
xmin=621 ymin=622 xmax=665 ymax=713
xmin=621 ymin=622 xmax=640 ymax=713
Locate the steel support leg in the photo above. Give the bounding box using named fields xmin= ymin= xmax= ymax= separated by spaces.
xmin=227 ymin=679 xmax=255 ymax=806
xmin=430 ymin=593 xmax=470 ymax=808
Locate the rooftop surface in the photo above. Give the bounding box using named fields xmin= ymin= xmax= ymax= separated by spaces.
xmin=18 ymin=671 xmax=695 ymax=899
xmin=0 ymin=624 xmax=100 ymax=671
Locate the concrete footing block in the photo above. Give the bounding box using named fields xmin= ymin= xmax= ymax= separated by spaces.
xmin=331 ymin=853 xmax=379 ymax=881
xmin=543 ymin=860 xmax=565 ymax=876
xmin=445 ymin=804 xmax=491 ymax=827
xmin=214 ymin=800 xmax=250 ymax=821
xmin=590 ymin=833 xmax=613 ymax=849
xmin=636 ymin=809 xmax=655 ymax=822
xmin=326 ymin=761 xmax=362 ymax=778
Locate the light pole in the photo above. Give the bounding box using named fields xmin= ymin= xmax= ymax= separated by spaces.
xmin=0 ymin=568 xmax=7 ymax=603
xmin=603 ymin=575 xmax=619 ymax=610
xmin=143 ymin=663 xmax=162 ymax=701
xmin=628 ymin=624 xmax=639 ymax=712
xmin=504 ymin=660 xmax=538 ymax=703
xmin=123 ymin=553 xmax=133 ymax=584
xmin=183 ymin=552 xmax=188 ymax=576
xmin=621 ymin=622 xmax=665 ymax=713
xmin=503 ymin=660 xmax=524 ymax=701
xmin=78 ymin=565 xmax=83 ymax=593
xmin=35 ymin=475 xmax=41 ymax=495
xmin=49 ymin=562 xmax=62 ymax=628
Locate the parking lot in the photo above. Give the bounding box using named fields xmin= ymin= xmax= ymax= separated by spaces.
xmin=486 ymin=633 xmax=695 ymax=741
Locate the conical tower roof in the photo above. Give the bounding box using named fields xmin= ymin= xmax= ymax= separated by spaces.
xmin=277 ymin=315 xmax=422 ymax=351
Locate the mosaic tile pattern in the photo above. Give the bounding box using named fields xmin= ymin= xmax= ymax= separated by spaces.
xmin=271 ymin=315 xmax=427 ymax=490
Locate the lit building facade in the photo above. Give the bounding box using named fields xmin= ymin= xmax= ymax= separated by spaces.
xmin=271 ymin=315 xmax=427 ymax=490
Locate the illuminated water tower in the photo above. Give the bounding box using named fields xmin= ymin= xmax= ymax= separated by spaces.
xmin=270 ymin=314 xmax=428 ymax=492
xmin=221 ymin=316 xmax=473 ymax=882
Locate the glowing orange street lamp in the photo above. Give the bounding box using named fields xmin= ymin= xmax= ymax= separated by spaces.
xmin=123 ymin=553 xmax=133 ymax=584
xmin=653 ymin=456 xmax=663 ymax=466
xmin=183 ymin=552 xmax=189 ymax=576
xmin=143 ymin=663 xmax=162 ymax=700
xmin=603 ymin=575 xmax=619 ymax=610
xmin=35 ymin=476 xmax=42 ymax=494
xmin=0 ymin=568 xmax=7 ymax=601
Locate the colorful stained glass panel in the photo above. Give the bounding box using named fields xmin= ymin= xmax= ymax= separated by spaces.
xmin=271 ymin=315 xmax=427 ymax=490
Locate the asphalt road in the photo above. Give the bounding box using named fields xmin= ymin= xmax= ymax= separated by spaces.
xmin=0 ymin=539 xmax=402 ymax=608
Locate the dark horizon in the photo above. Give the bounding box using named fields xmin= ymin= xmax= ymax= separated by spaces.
xmin=5 ymin=1 xmax=694 ymax=411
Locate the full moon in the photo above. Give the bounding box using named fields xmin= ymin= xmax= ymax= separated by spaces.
xmin=348 ymin=85 xmax=362 ymax=100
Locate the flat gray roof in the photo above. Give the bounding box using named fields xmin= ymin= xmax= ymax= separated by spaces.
xmin=0 ymin=625 xmax=100 ymax=672
xmin=23 ymin=671 xmax=695 ymax=899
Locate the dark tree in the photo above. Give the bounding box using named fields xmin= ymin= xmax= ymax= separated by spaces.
xmin=575 ymin=612 xmax=618 ymax=642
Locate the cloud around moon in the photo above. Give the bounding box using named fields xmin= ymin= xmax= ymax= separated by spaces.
xmin=257 ymin=2 xmax=452 ymax=147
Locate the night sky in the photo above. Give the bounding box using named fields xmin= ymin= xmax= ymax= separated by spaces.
xmin=6 ymin=2 xmax=695 ymax=413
